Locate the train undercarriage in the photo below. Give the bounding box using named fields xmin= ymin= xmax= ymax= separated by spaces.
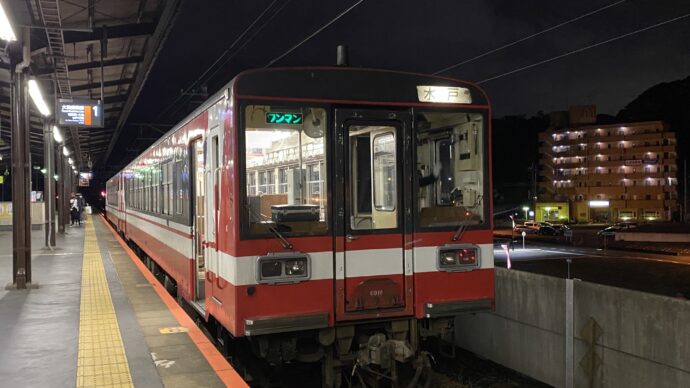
xmin=124 ymin=234 xmax=456 ymax=388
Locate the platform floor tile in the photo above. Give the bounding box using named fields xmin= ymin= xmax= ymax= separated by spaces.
xmin=76 ymin=218 xmax=133 ymax=388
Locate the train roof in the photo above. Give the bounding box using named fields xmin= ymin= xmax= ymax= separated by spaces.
xmin=234 ymin=67 xmax=489 ymax=106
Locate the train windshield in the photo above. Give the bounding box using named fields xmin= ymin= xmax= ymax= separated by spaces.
xmin=243 ymin=105 xmax=328 ymax=236
xmin=415 ymin=112 xmax=486 ymax=227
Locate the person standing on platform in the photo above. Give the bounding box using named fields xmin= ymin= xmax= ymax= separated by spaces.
xmin=70 ymin=194 xmax=80 ymax=226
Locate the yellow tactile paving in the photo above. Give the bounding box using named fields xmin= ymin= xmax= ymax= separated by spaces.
xmin=76 ymin=216 xmax=134 ymax=388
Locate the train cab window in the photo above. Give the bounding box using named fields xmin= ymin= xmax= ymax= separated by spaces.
xmin=349 ymin=126 xmax=398 ymax=230
xmin=415 ymin=112 xmax=485 ymax=227
xmin=243 ymin=106 xmax=328 ymax=236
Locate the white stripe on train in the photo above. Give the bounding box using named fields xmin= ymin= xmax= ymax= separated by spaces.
xmin=112 ymin=209 xmax=493 ymax=286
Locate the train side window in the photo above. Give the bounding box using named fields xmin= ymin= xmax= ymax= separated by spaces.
xmin=415 ymin=112 xmax=485 ymax=228
xmin=242 ymin=105 xmax=328 ymax=236
xmin=153 ymin=167 xmax=159 ymax=213
xmin=145 ymin=169 xmax=151 ymax=212
xmin=163 ymin=161 xmax=173 ymax=215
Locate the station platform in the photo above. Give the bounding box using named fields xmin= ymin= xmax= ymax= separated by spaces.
xmin=0 ymin=215 xmax=246 ymax=387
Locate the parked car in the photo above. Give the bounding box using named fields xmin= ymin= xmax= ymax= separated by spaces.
xmin=597 ymin=222 xmax=638 ymax=236
xmin=513 ymin=224 xmax=538 ymax=234
xmin=538 ymin=225 xmax=562 ymax=236
xmin=538 ymin=221 xmax=570 ymax=234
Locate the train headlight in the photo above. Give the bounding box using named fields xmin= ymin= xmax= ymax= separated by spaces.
xmin=285 ymin=259 xmax=306 ymax=276
xmin=440 ymin=251 xmax=458 ymax=266
xmin=437 ymin=245 xmax=480 ymax=272
xmin=256 ymin=253 xmax=310 ymax=284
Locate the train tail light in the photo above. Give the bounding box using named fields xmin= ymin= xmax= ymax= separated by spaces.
xmin=256 ymin=253 xmax=310 ymax=284
xmin=437 ymin=245 xmax=480 ymax=271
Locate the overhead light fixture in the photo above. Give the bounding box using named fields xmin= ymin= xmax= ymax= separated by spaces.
xmin=63 ymin=147 xmax=70 ymax=156
xmin=68 ymin=157 xmax=73 ymax=165
xmin=28 ymin=79 xmax=51 ymax=116
xmin=0 ymin=3 xmax=16 ymax=42
xmin=53 ymin=126 xmax=63 ymax=143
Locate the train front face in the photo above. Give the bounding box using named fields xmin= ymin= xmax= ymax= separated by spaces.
xmin=226 ymin=67 xmax=493 ymax=378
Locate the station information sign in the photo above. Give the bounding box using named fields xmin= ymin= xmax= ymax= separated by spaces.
xmin=57 ymin=99 xmax=104 ymax=127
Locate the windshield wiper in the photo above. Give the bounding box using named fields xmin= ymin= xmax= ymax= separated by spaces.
xmin=246 ymin=204 xmax=293 ymax=249
xmin=452 ymin=222 xmax=467 ymax=242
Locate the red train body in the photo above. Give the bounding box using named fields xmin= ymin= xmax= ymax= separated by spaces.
xmin=106 ymin=67 xmax=494 ymax=385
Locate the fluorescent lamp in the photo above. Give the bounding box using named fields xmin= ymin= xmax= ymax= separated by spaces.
xmin=63 ymin=147 xmax=69 ymax=156
xmin=53 ymin=126 xmax=63 ymax=143
xmin=28 ymin=79 xmax=51 ymax=116
xmin=0 ymin=3 xmax=16 ymax=42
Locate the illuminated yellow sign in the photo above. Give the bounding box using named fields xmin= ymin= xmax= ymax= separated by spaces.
xmin=416 ymin=85 xmax=472 ymax=104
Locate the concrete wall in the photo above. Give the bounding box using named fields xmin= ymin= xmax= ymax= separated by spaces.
xmin=455 ymin=268 xmax=690 ymax=388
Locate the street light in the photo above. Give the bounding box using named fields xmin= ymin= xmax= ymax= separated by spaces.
xmin=53 ymin=126 xmax=63 ymax=143
xmin=27 ymin=79 xmax=51 ymax=116
xmin=522 ymin=206 xmax=529 ymax=220
xmin=0 ymin=2 xmax=17 ymax=42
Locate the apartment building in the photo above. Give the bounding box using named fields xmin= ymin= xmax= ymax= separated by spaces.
xmin=538 ymin=114 xmax=678 ymax=222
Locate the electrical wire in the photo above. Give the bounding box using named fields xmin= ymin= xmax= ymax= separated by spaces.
xmin=264 ymin=0 xmax=365 ymax=68
xmin=434 ymin=0 xmax=627 ymax=75
xmin=152 ymin=0 xmax=283 ymax=123
xmin=157 ymin=0 xmax=364 ymax=122
xmin=202 ymin=0 xmax=292 ymax=85
xmin=477 ymin=12 xmax=690 ymax=84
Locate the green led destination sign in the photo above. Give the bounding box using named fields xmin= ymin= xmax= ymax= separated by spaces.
xmin=266 ymin=112 xmax=303 ymax=124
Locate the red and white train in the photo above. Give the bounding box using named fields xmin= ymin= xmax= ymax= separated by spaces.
xmin=106 ymin=67 xmax=494 ymax=386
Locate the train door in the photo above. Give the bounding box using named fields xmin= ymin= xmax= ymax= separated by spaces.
xmin=205 ymin=116 xmax=224 ymax=305
xmin=334 ymin=109 xmax=413 ymax=320
xmin=191 ymin=138 xmax=206 ymax=305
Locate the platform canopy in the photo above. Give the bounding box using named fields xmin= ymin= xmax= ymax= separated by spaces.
xmin=0 ymin=0 xmax=180 ymax=175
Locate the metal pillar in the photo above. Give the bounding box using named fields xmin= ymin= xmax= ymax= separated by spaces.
xmin=64 ymin=150 xmax=70 ymax=226
xmin=43 ymin=122 xmax=55 ymax=247
xmin=57 ymin=145 xmax=66 ymax=233
xmin=9 ymin=53 xmax=32 ymax=288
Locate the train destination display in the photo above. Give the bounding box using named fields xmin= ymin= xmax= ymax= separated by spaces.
xmin=58 ymin=99 xmax=104 ymax=127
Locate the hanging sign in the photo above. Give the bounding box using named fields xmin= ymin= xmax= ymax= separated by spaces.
xmin=58 ymin=99 xmax=104 ymax=127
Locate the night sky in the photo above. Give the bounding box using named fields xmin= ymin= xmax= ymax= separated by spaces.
xmin=128 ymin=0 xmax=690 ymax=131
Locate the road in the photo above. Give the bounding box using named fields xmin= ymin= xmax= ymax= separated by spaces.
xmin=493 ymin=242 xmax=690 ymax=298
